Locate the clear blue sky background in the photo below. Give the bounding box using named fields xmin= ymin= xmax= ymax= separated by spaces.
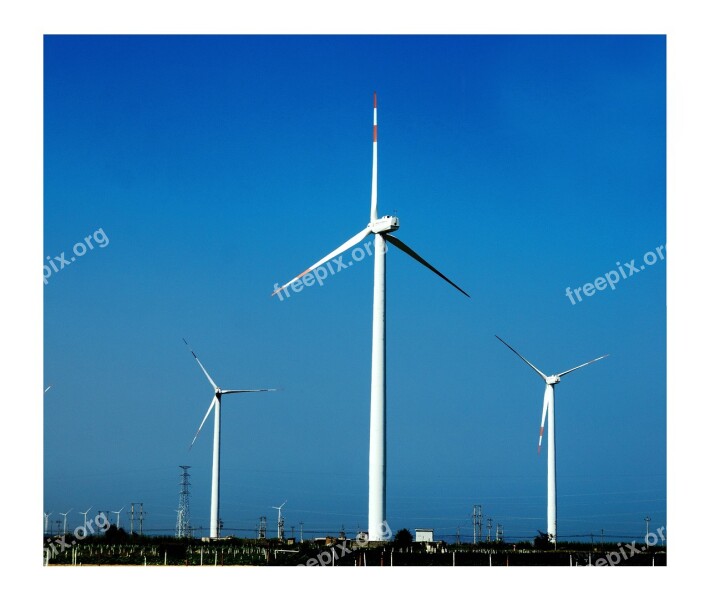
xmin=43 ymin=35 xmax=665 ymax=542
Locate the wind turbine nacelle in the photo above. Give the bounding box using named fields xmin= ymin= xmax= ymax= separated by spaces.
xmin=370 ymin=215 xmax=400 ymax=234
xmin=546 ymin=376 xmax=561 ymax=385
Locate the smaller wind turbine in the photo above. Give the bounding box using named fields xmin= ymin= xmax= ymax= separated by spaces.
xmin=495 ymin=335 xmax=608 ymax=543
xmin=111 ymin=506 xmax=125 ymax=530
xmin=59 ymin=509 xmax=72 ymax=535
xmin=79 ymin=506 xmax=92 ymax=532
xmin=184 ymin=338 xmax=276 ymax=538
xmin=272 ymin=501 xmax=287 ymax=540
xmin=43 ymin=511 xmax=52 ymax=535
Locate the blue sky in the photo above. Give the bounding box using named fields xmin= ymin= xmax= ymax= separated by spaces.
xmin=42 ymin=35 xmax=665 ymax=542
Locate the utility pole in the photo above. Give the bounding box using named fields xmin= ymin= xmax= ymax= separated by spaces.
xmin=456 ymin=526 xmax=460 ymax=546
xmin=299 ymin=521 xmax=304 ymax=543
xmin=645 ymin=517 xmax=651 ymax=545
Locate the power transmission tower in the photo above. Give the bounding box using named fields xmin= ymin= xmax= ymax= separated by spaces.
xmin=645 ymin=516 xmax=651 ymax=545
xmin=299 ymin=521 xmax=304 ymax=543
xmin=496 ymin=523 xmax=503 ymax=543
xmin=130 ymin=504 xmax=135 ymax=535
xmin=258 ymin=516 xmax=267 ymax=539
xmin=176 ymin=466 xmax=192 ymax=538
xmin=472 ymin=505 xmax=483 ymax=544
xmin=487 ymin=518 xmax=492 ymax=542
xmin=456 ymin=526 xmax=460 ymax=545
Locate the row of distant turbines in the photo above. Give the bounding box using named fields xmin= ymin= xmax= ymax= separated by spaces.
xmin=43 ymin=506 xmax=129 ymax=536
xmin=183 ymin=93 xmax=608 ymax=544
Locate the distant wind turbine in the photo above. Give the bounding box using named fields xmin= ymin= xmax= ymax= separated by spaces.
xmin=79 ymin=506 xmax=92 ymax=533
xmin=495 ymin=335 xmax=608 ymax=543
xmin=59 ymin=509 xmax=72 ymax=535
xmin=272 ymin=500 xmax=287 ymax=541
xmin=43 ymin=511 xmax=52 ymax=535
xmin=272 ymin=93 xmax=469 ymax=540
xmin=184 ymin=338 xmax=276 ymax=538
xmin=111 ymin=506 xmax=125 ymax=530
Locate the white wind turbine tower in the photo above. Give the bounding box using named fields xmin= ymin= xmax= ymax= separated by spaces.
xmin=272 ymin=501 xmax=287 ymax=541
xmin=273 ymin=94 xmax=469 ymax=540
xmin=111 ymin=506 xmax=125 ymax=530
xmin=79 ymin=506 xmax=92 ymax=532
xmin=59 ymin=509 xmax=72 ymax=535
xmin=184 ymin=338 xmax=276 ymax=538
xmin=495 ymin=335 xmax=608 ymax=543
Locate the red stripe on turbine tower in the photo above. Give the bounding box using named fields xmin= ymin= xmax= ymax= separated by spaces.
xmin=373 ymin=92 xmax=378 ymax=142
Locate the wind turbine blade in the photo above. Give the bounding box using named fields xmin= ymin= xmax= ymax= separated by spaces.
xmin=183 ymin=338 xmax=218 ymax=390
xmin=538 ymin=393 xmax=550 ymax=454
xmin=272 ymin=227 xmax=371 ymax=296
xmin=557 ymin=354 xmax=609 ymax=378
xmin=495 ymin=335 xmax=548 ymax=381
xmin=220 ymin=388 xmax=277 ymax=394
xmin=370 ymin=91 xmax=378 ymax=222
xmin=383 ymin=234 xmax=470 ymax=298
xmin=189 ymin=395 xmax=217 ymax=450
xmin=44 ymin=385 xmax=52 ymax=393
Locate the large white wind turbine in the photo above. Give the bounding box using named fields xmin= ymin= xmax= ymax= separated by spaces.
xmin=273 ymin=94 xmax=469 ymax=540
xmin=184 ymin=338 xmax=276 ymax=539
xmin=495 ymin=335 xmax=608 ymax=543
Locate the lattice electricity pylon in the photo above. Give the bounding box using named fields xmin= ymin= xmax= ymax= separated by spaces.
xmin=472 ymin=505 xmax=483 ymax=544
xmin=175 ymin=465 xmax=192 ymax=538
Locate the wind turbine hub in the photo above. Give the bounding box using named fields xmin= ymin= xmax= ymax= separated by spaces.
xmin=546 ymin=376 xmax=561 ymax=385
xmin=215 ymin=387 xmax=222 ymax=395
xmin=369 ymin=215 xmax=400 ymax=234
